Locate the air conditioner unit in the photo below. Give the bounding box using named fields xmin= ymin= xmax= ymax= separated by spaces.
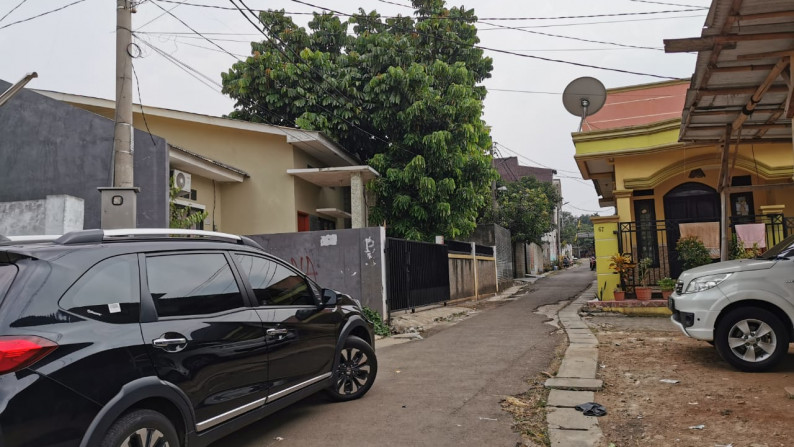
xmin=172 ymin=169 xmax=192 ymax=195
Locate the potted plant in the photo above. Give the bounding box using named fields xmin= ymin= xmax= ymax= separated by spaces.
xmin=634 ymin=257 xmax=653 ymax=300
xmin=658 ymin=277 xmax=676 ymax=299
xmin=608 ymin=253 xmax=634 ymax=301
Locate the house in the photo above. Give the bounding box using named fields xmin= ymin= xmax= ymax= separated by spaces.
xmin=1 ymin=85 xmax=377 ymax=235
xmin=573 ymin=9 xmax=794 ymax=301
xmin=493 ymin=156 xmax=562 ymax=275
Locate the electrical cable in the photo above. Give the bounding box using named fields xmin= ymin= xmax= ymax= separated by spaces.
xmin=136 ymin=0 xmax=189 ymax=31
xmin=0 ymin=0 xmax=28 ymax=24
xmin=276 ymin=0 xmax=680 ymax=79
xmin=629 ymin=0 xmax=708 ymax=9
xmin=148 ymin=0 xmax=239 ymax=59
xmin=477 ymin=19 xmax=663 ymax=51
xmin=130 ymin=60 xmax=161 ymax=150
xmin=476 ymin=14 xmax=705 ymax=30
xmin=0 ymin=0 xmax=85 ymax=31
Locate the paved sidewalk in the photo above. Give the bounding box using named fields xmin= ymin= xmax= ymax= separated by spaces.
xmin=544 ymin=281 xmax=603 ymax=447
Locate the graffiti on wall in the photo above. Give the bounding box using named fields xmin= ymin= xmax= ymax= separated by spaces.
xmin=290 ymin=256 xmax=318 ymax=281
xmin=363 ymin=236 xmax=376 ymax=266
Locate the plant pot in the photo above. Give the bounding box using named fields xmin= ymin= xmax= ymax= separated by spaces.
xmin=661 ymin=290 xmax=673 ymax=300
xmin=613 ymin=290 xmax=625 ymax=301
xmin=635 ymin=287 xmax=652 ymax=301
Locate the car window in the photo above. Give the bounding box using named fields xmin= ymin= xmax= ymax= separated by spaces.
xmin=234 ymin=254 xmax=316 ymax=306
xmin=59 ymin=254 xmax=140 ymax=324
xmin=147 ymin=253 xmax=245 ymax=317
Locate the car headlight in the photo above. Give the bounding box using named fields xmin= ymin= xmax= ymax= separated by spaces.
xmin=684 ymin=273 xmax=732 ymax=293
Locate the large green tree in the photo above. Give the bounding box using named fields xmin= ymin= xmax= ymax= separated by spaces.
xmin=221 ymin=0 xmax=495 ymax=240
xmin=485 ymin=177 xmax=561 ymax=244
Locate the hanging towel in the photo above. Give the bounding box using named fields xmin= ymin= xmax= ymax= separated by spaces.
xmin=735 ymin=223 xmax=767 ymax=249
xmin=679 ymin=222 xmax=721 ymax=258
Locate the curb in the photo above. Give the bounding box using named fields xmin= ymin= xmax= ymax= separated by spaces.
xmin=544 ymin=280 xmax=603 ymax=446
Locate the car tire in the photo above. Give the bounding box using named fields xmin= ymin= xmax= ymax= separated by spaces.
xmin=100 ymin=409 xmax=180 ymax=447
xmin=327 ymin=335 xmax=377 ymax=402
xmin=714 ymin=307 xmax=789 ymax=372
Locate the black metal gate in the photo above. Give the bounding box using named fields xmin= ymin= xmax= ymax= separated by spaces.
xmin=385 ymin=238 xmax=450 ymax=316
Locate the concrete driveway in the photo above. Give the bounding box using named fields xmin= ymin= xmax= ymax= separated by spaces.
xmin=212 ymin=264 xmax=595 ymax=447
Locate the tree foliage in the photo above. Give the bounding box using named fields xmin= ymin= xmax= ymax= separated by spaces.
xmin=484 ymin=177 xmax=561 ymax=244
xmin=169 ymin=177 xmax=207 ymax=229
xmin=220 ymin=0 xmax=495 ymax=241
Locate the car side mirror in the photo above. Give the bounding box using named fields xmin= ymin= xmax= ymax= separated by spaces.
xmin=321 ymin=289 xmax=338 ymax=307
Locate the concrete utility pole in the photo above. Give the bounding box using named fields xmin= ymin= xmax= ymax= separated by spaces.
xmin=99 ymin=0 xmax=139 ymax=229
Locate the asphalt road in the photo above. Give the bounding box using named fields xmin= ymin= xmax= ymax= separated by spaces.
xmin=212 ymin=264 xmax=595 ymax=447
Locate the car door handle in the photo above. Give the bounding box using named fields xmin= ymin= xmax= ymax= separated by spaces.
xmin=152 ymin=337 xmax=188 ymax=348
xmin=266 ymin=328 xmax=288 ymax=336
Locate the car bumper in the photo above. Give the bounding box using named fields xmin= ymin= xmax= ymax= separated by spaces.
xmin=668 ymin=288 xmax=727 ymax=341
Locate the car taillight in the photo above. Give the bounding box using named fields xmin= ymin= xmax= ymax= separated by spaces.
xmin=0 ymin=336 xmax=57 ymax=374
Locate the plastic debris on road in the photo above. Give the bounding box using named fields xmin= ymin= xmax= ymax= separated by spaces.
xmin=660 ymin=379 xmax=680 ymax=384
xmin=689 ymin=424 xmax=706 ymax=430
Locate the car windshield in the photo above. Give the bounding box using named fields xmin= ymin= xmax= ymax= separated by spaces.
xmin=760 ymin=234 xmax=794 ymax=260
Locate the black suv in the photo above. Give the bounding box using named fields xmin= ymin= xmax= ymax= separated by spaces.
xmin=0 ymin=229 xmax=377 ymax=447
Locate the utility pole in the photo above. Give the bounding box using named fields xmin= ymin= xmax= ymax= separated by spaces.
xmin=99 ymin=0 xmax=139 ymax=229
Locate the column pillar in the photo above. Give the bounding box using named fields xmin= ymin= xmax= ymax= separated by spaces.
xmin=592 ymin=215 xmax=621 ymax=301
xmin=350 ymin=172 xmax=365 ymax=228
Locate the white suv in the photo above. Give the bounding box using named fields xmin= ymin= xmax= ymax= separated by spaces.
xmin=669 ymin=234 xmax=794 ymax=372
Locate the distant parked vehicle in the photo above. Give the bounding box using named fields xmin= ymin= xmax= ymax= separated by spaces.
xmin=669 ymin=234 xmax=794 ymax=372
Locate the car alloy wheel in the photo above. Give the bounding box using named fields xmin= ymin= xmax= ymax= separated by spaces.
xmin=101 ymin=409 xmax=179 ymax=447
xmin=327 ymin=335 xmax=377 ymax=401
xmin=715 ymin=307 xmax=788 ymax=372
xmin=119 ymin=428 xmax=170 ymax=447
xmin=726 ymin=318 xmax=777 ymax=363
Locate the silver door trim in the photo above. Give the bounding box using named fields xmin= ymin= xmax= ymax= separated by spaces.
xmin=196 ymin=372 xmax=332 ymax=432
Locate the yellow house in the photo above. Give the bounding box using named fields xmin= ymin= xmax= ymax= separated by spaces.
xmin=37 ymin=91 xmax=377 ymax=235
xmin=574 ymin=80 xmax=794 ymax=300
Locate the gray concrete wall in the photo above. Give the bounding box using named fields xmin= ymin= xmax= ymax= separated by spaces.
xmin=0 ymin=80 xmax=168 ymax=229
xmin=449 ymin=257 xmax=476 ymax=301
xmin=471 ymin=224 xmax=513 ymax=288
xmin=248 ymin=227 xmax=387 ymax=316
xmin=0 ymin=195 xmax=84 ymax=235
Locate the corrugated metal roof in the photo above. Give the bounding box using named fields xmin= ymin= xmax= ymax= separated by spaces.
xmin=665 ymin=0 xmax=794 ymax=143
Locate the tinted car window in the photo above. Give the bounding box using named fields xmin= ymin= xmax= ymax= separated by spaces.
xmin=0 ymin=264 xmax=18 ymax=302
xmin=59 ymin=254 xmax=140 ymax=324
xmin=147 ymin=253 xmax=244 ymax=317
xmin=234 ymin=254 xmax=316 ymax=306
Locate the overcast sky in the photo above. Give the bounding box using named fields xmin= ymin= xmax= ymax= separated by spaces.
xmin=0 ymin=0 xmax=712 ymax=216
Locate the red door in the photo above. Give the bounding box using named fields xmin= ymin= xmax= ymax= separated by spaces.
xmin=297 ymin=212 xmax=310 ymax=232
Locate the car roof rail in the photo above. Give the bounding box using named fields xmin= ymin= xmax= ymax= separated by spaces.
xmin=2 ymin=235 xmax=62 ymax=244
xmin=54 ymin=228 xmax=263 ymax=249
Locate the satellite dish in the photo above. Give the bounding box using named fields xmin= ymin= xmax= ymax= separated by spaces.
xmin=562 ymin=77 xmax=606 ymax=132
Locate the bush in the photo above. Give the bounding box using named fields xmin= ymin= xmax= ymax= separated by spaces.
xmin=658 ymin=277 xmax=676 ymax=291
xmin=676 ymin=236 xmax=712 ymax=270
xmin=361 ymin=306 xmax=391 ymax=337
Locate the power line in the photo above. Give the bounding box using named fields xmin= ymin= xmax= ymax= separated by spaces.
xmin=476 ymin=13 xmax=706 ymax=30
xmin=494 ymin=142 xmax=581 ymax=176
xmin=136 ymin=0 xmax=189 ymax=31
xmin=478 ymin=19 xmax=663 ymax=51
xmin=283 ymin=0 xmax=679 ymax=78
xmin=0 ymin=0 xmax=28 ymax=24
xmin=629 ymin=0 xmax=708 ymax=9
xmin=0 ymin=0 xmax=85 ymax=31
xmin=149 ymin=0 xmax=239 ymax=60
xmin=130 ymin=60 xmax=160 ymax=150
